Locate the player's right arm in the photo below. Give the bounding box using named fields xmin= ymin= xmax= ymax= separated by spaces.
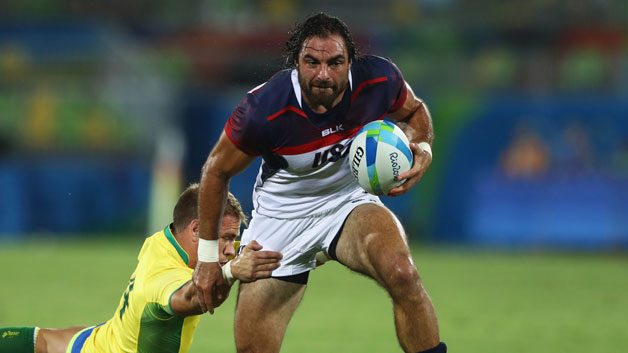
xmin=170 ymin=281 xmax=206 ymax=317
xmin=193 ymin=131 xmax=256 ymax=314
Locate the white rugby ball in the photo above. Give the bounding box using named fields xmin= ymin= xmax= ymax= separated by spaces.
xmin=348 ymin=119 xmax=413 ymax=195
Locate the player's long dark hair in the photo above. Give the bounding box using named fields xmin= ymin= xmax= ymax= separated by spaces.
xmin=283 ymin=12 xmax=359 ymax=69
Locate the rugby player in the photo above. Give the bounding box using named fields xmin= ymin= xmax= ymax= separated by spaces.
xmin=0 ymin=184 xmax=282 ymax=353
xmin=193 ymin=12 xmax=446 ymax=353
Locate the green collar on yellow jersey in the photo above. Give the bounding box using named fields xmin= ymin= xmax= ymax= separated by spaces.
xmin=164 ymin=224 xmax=189 ymax=265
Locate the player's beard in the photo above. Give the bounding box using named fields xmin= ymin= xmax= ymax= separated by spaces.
xmin=299 ymin=74 xmax=348 ymax=111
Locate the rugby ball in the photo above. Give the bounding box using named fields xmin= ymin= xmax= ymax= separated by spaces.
xmin=349 ymin=119 xmax=413 ymax=195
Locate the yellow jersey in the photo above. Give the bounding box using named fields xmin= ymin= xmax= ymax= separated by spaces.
xmin=73 ymin=225 xmax=200 ymax=353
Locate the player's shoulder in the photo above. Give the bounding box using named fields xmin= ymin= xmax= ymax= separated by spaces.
xmin=137 ymin=230 xmax=161 ymax=258
xmin=246 ymin=69 xmax=294 ymax=106
xmin=351 ymin=55 xmax=400 ymax=79
xmin=139 ymin=227 xmax=182 ymax=263
xmin=232 ymin=69 xmax=297 ymax=124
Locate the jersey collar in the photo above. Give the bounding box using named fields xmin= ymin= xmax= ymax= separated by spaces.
xmin=164 ymin=224 xmax=189 ymax=265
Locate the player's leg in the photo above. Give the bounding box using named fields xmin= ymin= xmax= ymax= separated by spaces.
xmin=37 ymin=326 xmax=86 ymax=353
xmin=331 ymin=203 xmax=442 ymax=353
xmin=0 ymin=326 xmax=85 ymax=353
xmin=234 ymin=277 xmax=307 ymax=353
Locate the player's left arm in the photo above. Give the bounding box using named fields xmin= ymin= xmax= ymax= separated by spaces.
xmin=387 ymin=81 xmax=434 ymax=196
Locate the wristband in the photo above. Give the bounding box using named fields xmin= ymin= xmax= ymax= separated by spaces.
xmin=222 ymin=261 xmax=235 ymax=285
xmin=197 ymin=238 xmax=219 ymax=263
xmin=417 ymin=142 xmax=432 ymax=159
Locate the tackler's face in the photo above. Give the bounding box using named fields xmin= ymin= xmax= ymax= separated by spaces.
xmin=188 ymin=215 xmax=240 ymax=269
xmin=217 ymin=214 xmax=240 ymax=266
xmin=297 ymin=33 xmax=351 ymax=111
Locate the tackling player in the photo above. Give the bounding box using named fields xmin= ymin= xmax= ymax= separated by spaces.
xmin=193 ymin=12 xmax=446 ymax=353
xmin=0 ymin=184 xmax=282 ymax=353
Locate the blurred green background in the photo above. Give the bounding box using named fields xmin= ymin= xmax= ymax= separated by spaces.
xmin=1 ymin=1 xmax=627 ymax=352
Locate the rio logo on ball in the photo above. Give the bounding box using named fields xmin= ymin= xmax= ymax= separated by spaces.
xmin=389 ymin=152 xmax=401 ymax=179
xmin=348 ymin=119 xmax=412 ymax=195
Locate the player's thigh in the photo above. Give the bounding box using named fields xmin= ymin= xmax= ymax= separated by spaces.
xmin=235 ymin=278 xmax=306 ymax=349
xmin=37 ymin=326 xmax=86 ymax=353
xmin=334 ymin=203 xmax=412 ymax=284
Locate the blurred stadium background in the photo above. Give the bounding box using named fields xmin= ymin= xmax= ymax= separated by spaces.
xmin=1 ymin=1 xmax=627 ymax=352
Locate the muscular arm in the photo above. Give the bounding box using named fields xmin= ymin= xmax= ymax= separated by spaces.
xmin=386 ymin=82 xmax=434 ymax=196
xmin=193 ymin=132 xmax=256 ymax=313
xmin=198 ymin=131 xmax=256 ymax=242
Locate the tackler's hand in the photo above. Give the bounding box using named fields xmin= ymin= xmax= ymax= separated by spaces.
xmin=230 ymin=240 xmax=283 ymax=282
xmin=192 ymin=261 xmax=225 ymax=314
xmin=388 ymin=142 xmax=432 ymax=197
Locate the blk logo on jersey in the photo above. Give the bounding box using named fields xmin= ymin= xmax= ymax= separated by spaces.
xmin=312 ymin=141 xmax=352 ymax=168
xmin=321 ymin=124 xmax=344 ymax=137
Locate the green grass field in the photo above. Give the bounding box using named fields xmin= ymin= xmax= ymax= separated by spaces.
xmin=1 ymin=236 xmax=627 ymax=352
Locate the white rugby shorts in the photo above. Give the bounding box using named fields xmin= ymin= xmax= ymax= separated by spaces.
xmin=239 ymin=193 xmax=381 ymax=276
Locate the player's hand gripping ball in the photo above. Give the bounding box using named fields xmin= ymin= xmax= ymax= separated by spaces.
xmin=348 ymin=119 xmax=413 ymax=195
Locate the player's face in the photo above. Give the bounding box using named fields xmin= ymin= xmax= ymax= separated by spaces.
xmin=218 ymin=214 xmax=240 ymax=265
xmin=187 ymin=215 xmax=239 ymax=269
xmin=297 ymin=34 xmax=350 ymax=112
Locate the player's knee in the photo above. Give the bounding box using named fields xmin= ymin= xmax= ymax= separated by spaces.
xmin=379 ymin=255 xmax=421 ymax=296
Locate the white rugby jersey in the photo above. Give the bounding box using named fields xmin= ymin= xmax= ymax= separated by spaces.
xmin=224 ymin=55 xmax=407 ymax=218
